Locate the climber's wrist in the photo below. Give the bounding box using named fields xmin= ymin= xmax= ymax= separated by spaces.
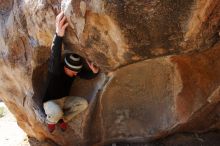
xmin=55 ymin=33 xmax=63 ymax=38
xmin=56 ymin=30 xmax=64 ymax=37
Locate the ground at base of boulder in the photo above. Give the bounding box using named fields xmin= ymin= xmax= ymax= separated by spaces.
xmin=107 ymin=130 xmax=220 ymax=146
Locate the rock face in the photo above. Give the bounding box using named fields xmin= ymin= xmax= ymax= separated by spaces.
xmin=91 ymin=43 xmax=220 ymax=145
xmin=0 ymin=0 xmax=220 ymax=146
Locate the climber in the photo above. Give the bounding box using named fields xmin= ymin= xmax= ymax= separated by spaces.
xmin=42 ymin=11 xmax=99 ymax=133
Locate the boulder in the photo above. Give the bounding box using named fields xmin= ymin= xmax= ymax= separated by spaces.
xmin=87 ymin=42 xmax=220 ymax=145
xmin=0 ymin=0 xmax=220 ymax=145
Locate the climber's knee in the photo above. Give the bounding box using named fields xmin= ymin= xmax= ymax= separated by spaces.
xmin=78 ymin=97 xmax=89 ymax=112
xmin=63 ymin=97 xmax=88 ymax=122
xmin=43 ymin=101 xmax=63 ymax=124
xmin=65 ymin=96 xmax=88 ymax=112
xmin=75 ymin=97 xmax=88 ymax=113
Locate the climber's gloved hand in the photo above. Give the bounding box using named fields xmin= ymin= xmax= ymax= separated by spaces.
xmin=56 ymin=11 xmax=69 ymax=37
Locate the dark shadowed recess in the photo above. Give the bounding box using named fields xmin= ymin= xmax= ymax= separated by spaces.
xmin=31 ymin=62 xmax=48 ymax=119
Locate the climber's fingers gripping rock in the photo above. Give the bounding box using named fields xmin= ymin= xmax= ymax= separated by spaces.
xmin=86 ymin=60 xmax=99 ymax=74
xmin=56 ymin=11 xmax=69 ymax=37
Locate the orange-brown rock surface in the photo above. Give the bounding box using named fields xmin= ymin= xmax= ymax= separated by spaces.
xmin=0 ymin=0 xmax=220 ymax=146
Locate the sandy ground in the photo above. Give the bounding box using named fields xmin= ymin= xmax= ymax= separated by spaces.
xmin=0 ymin=102 xmax=30 ymax=146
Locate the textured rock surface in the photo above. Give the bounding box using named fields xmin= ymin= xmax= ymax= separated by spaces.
xmin=62 ymin=0 xmax=220 ymax=71
xmin=110 ymin=130 xmax=220 ymax=146
xmin=87 ymin=42 xmax=220 ymax=145
xmin=0 ymin=0 xmax=220 ymax=146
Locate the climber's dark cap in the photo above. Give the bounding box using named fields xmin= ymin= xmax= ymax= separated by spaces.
xmin=64 ymin=53 xmax=83 ymax=72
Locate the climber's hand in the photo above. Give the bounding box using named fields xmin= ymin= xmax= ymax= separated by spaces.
xmin=86 ymin=60 xmax=99 ymax=74
xmin=56 ymin=11 xmax=68 ymax=37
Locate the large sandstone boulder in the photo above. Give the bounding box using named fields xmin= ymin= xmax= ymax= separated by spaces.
xmin=0 ymin=0 xmax=220 ymax=145
xmin=91 ymin=43 xmax=220 ymax=145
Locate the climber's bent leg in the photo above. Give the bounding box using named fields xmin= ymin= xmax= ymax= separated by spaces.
xmin=43 ymin=100 xmax=64 ymax=124
xmin=63 ymin=96 xmax=88 ymax=122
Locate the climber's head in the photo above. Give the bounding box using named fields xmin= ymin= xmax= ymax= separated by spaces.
xmin=64 ymin=53 xmax=83 ymax=77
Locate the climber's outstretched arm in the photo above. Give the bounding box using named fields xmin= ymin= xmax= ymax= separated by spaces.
xmin=48 ymin=11 xmax=68 ymax=74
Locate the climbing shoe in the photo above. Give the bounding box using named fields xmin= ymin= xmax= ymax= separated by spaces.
xmin=47 ymin=123 xmax=56 ymax=133
xmin=58 ymin=119 xmax=67 ymax=132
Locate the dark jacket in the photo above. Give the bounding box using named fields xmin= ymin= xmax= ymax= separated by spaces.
xmin=43 ymin=34 xmax=98 ymax=102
